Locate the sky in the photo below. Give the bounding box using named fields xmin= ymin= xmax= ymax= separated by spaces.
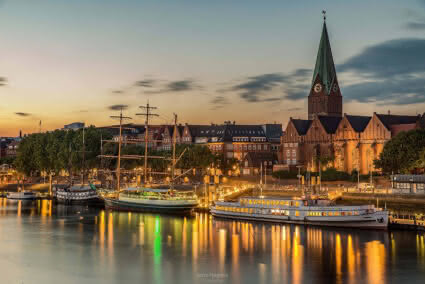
xmin=1 ymin=0 xmax=425 ymax=136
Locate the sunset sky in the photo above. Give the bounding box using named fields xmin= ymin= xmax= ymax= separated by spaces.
xmin=1 ymin=0 xmax=425 ymax=136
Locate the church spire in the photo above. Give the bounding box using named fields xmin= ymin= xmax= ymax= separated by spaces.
xmin=311 ymin=11 xmax=337 ymax=95
xmin=308 ymin=12 xmax=342 ymax=119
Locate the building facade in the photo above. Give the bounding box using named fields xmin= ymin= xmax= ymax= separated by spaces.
xmin=281 ymin=18 xmax=422 ymax=174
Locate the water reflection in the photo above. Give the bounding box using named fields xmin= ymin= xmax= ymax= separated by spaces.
xmin=0 ymin=198 xmax=424 ymax=284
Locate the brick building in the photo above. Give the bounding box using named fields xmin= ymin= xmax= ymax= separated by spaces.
xmin=281 ymin=18 xmax=422 ymax=174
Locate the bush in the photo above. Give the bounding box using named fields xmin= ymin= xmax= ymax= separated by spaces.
xmin=272 ymin=170 xmax=300 ymax=179
xmin=319 ymin=168 xmax=350 ymax=181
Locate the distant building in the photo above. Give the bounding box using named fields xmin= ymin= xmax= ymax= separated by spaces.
xmin=182 ymin=123 xmax=281 ymax=161
xmin=63 ymin=122 xmax=85 ymax=131
xmin=241 ymin=152 xmax=277 ymax=176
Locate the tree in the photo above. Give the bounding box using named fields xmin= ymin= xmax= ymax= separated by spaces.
xmin=374 ymin=129 xmax=425 ymax=174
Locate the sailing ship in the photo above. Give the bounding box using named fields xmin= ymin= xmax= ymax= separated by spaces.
xmin=100 ymin=104 xmax=198 ymax=214
xmin=53 ymin=128 xmax=102 ymax=205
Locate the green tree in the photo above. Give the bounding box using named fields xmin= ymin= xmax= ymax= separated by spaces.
xmin=374 ymin=129 xmax=425 ymax=173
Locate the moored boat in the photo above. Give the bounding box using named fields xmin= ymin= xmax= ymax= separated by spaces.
xmin=54 ymin=184 xmax=103 ymax=205
xmin=103 ymin=187 xmax=198 ymax=214
xmin=7 ymin=191 xmax=37 ymax=200
xmin=211 ymin=196 xmax=388 ymax=229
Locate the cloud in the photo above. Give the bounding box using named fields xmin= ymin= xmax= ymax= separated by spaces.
xmin=338 ymin=38 xmax=425 ymax=105
xmin=229 ymin=73 xmax=286 ymax=102
xmin=210 ymin=95 xmax=230 ymax=110
xmin=108 ymin=104 xmax=128 ymax=111
xmin=286 ymin=107 xmax=302 ymax=111
xmin=405 ymin=21 xmax=425 ymax=30
xmin=0 ymin=77 xmax=7 ymax=86
xmin=339 ymin=38 xmax=425 ymax=78
xmin=135 ymin=79 xmax=156 ymax=88
xmin=226 ymin=69 xmax=311 ymax=103
xmin=15 ymin=112 xmax=31 ymax=117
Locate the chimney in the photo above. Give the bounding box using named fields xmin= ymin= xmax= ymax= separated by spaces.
xmin=388 ymin=110 xmax=391 ymax=115
xmin=19 ymin=130 xmax=22 ymax=138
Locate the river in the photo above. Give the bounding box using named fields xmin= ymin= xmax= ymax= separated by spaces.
xmin=0 ymin=198 xmax=424 ymax=284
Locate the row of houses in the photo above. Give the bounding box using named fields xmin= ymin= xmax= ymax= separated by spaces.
xmin=100 ymin=122 xmax=283 ymax=174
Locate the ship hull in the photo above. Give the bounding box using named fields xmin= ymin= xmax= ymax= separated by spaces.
xmin=55 ymin=197 xmax=104 ymax=206
xmin=104 ymin=197 xmax=197 ymax=214
xmin=211 ymin=210 xmax=388 ymax=230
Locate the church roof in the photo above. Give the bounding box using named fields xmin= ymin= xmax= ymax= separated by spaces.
xmin=318 ymin=116 xmax=342 ymax=134
xmin=291 ymin=119 xmax=312 ymax=135
xmin=375 ymin=114 xmax=419 ymax=130
xmin=312 ymin=21 xmax=337 ymax=94
xmin=345 ymin=115 xmax=371 ymax=132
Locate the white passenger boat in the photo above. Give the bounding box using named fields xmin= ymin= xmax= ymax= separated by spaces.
xmin=211 ymin=196 xmax=388 ymax=230
xmin=7 ymin=191 xmax=37 ymax=200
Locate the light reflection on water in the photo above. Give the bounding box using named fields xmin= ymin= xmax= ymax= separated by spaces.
xmin=0 ymin=198 xmax=424 ymax=284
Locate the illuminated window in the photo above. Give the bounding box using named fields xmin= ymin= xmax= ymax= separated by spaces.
xmin=328 ymin=212 xmax=333 ymax=216
xmin=295 ymin=211 xmax=300 ymax=217
xmin=334 ymin=212 xmax=340 ymax=216
xmin=295 ymin=201 xmax=299 ymax=207
xmin=322 ymin=212 xmax=326 ymax=216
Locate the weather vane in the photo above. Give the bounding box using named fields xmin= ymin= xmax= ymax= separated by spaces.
xmin=322 ymin=10 xmax=326 ymax=21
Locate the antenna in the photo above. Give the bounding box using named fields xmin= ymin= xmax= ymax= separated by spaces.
xmin=136 ymin=102 xmax=159 ymax=184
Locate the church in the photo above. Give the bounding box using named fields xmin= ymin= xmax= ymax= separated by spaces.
xmin=281 ymin=17 xmax=423 ymax=174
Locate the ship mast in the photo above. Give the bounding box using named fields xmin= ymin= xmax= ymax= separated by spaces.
xmin=171 ymin=113 xmax=177 ymax=191
xmin=136 ymin=102 xmax=158 ymax=184
xmin=110 ymin=108 xmax=132 ymax=192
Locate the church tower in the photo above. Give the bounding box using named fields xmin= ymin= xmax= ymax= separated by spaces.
xmin=308 ymin=13 xmax=342 ymax=120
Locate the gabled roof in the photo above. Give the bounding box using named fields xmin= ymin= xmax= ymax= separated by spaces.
xmin=242 ymin=152 xmax=277 ymax=167
xmin=345 ymin=115 xmax=371 ymax=132
xmin=312 ymin=21 xmax=337 ymax=94
xmin=291 ymin=119 xmax=312 ymax=135
xmin=187 ymin=124 xmax=267 ymax=142
xmin=262 ymin=124 xmax=283 ymax=139
xmin=318 ymin=116 xmax=342 ymax=134
xmin=375 ymin=114 xmax=419 ymax=130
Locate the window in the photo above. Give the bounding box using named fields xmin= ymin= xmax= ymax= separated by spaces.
xmin=295 ymin=211 xmax=300 ymax=217
xmin=292 ymin=149 xmax=296 ymax=157
xmin=248 ymin=144 xmax=252 ymax=150
xmin=253 ymin=145 xmax=256 ymax=150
